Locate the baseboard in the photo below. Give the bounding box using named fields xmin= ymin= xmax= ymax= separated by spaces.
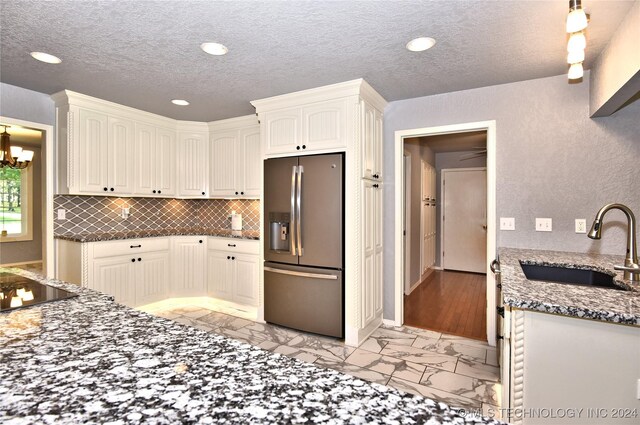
xmin=382 ymin=318 xmax=401 ymax=327
xmin=345 ymin=314 xmax=383 ymax=347
xmin=0 ymin=260 xmax=43 ymax=267
xmin=405 ymin=277 xmax=423 ymax=296
xmin=433 ymin=265 xmax=443 ymax=270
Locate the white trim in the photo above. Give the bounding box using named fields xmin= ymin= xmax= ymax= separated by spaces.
xmin=0 ymin=164 xmax=33 ymax=242
xmin=394 ymin=120 xmax=497 ymax=347
xmin=405 ymin=277 xmax=424 ymax=296
xmin=382 ymin=318 xmax=400 ymax=327
xmin=0 ymin=116 xmax=54 ymax=279
xmin=440 ymin=167 xmax=487 ymax=273
xmin=403 ymin=152 xmax=411 ymax=295
xmin=0 ymin=260 xmax=43 ymax=267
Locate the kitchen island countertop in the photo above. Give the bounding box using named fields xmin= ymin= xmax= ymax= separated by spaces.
xmin=499 ymin=248 xmax=640 ymax=326
xmin=0 ymin=268 xmax=501 ymax=424
xmin=54 ymin=227 xmax=260 ymax=242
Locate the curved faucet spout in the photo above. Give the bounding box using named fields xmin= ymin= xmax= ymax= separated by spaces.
xmin=588 ymin=203 xmax=638 ymax=282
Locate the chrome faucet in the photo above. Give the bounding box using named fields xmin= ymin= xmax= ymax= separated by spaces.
xmin=588 ymin=203 xmax=640 ymax=282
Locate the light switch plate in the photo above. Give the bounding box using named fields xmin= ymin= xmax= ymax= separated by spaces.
xmin=575 ymin=219 xmax=587 ymax=233
xmin=57 ymin=209 xmax=66 ymax=220
xmin=500 ymin=217 xmax=515 ymax=231
xmin=536 ymin=218 xmax=552 ymax=232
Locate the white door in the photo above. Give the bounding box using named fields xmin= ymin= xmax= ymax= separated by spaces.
xmin=373 ymin=181 xmax=383 ymax=317
xmin=92 ymin=256 xmax=135 ymax=306
xmin=134 ymin=123 xmax=156 ymax=195
xmin=263 ymin=109 xmax=301 ymax=155
xmin=172 ymin=237 xmax=207 ymax=295
xmin=178 ymin=133 xmax=208 ymax=197
xmin=361 ymin=102 xmax=375 ymax=179
xmin=233 ymin=254 xmax=259 ymax=306
xmin=361 ymin=179 xmax=375 ymax=326
xmin=207 ymin=250 xmax=233 ymax=300
xmin=210 ymin=131 xmax=238 ymax=197
xmin=301 ymin=99 xmax=347 ymax=151
xmin=442 ymin=168 xmax=487 ymax=273
xmin=107 ymin=116 xmax=135 ymax=194
xmin=78 ymin=108 xmax=108 ymax=193
xmin=136 ymin=251 xmax=169 ymax=305
xmin=240 ymin=127 xmax=261 ymax=197
xmin=156 ymin=128 xmax=176 ymax=196
xmin=420 ymin=161 xmax=436 ymax=275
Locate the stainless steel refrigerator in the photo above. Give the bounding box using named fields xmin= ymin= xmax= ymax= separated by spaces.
xmin=263 ymin=153 xmax=344 ymax=338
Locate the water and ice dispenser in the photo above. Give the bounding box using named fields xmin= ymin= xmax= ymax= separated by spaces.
xmin=269 ymin=212 xmax=290 ymax=252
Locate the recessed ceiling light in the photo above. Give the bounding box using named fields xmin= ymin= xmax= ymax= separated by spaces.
xmin=171 ymin=99 xmax=189 ymax=106
xmin=200 ymin=42 xmax=228 ymax=56
xmin=30 ymin=51 xmax=62 ymax=64
xmin=406 ymin=37 xmax=436 ymax=52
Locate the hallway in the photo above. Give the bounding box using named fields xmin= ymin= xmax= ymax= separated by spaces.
xmin=404 ymin=270 xmax=487 ymax=341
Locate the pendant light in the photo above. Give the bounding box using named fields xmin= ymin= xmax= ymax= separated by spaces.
xmin=566 ymin=0 xmax=588 ymax=33
xmin=565 ymin=1 xmax=589 ymax=81
xmin=0 ymin=126 xmax=34 ymax=169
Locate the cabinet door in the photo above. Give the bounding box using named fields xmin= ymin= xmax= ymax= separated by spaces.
xmin=156 ymin=128 xmax=177 ymax=196
xmin=210 ymin=131 xmax=238 ymax=197
xmin=302 ymin=99 xmax=347 ymax=151
xmin=361 ymin=180 xmax=376 ymax=326
xmin=239 ymin=127 xmax=261 ymax=197
xmin=207 ymin=250 xmax=233 ymax=300
xmin=178 ymin=133 xmax=208 ymax=197
xmin=108 ymin=116 xmax=135 ymax=194
xmin=136 ymin=251 xmax=170 ymax=306
xmin=78 ymin=108 xmax=109 ymax=193
xmin=361 ymin=102 xmax=376 ymax=180
xmin=263 ymin=109 xmax=301 ymax=156
xmin=172 ymin=237 xmax=207 ymax=296
xmin=373 ymin=182 xmax=383 ymax=317
xmin=374 ymin=109 xmax=383 ymax=180
xmin=92 ymin=256 xmax=135 ymax=306
xmin=233 ymin=254 xmax=259 ymax=306
xmin=134 ymin=123 xmax=156 ymax=195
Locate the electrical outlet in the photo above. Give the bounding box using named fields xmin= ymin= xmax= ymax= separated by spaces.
xmin=500 ymin=217 xmax=515 ymax=231
xmin=575 ymin=219 xmax=587 ymax=233
xmin=536 ymin=218 xmax=552 ymax=232
xmin=57 ymin=209 xmax=66 ymax=220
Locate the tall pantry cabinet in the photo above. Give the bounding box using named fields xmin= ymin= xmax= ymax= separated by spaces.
xmin=252 ymin=79 xmax=387 ymax=347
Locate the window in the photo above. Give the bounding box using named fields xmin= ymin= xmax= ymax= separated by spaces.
xmin=0 ymin=164 xmax=33 ymax=242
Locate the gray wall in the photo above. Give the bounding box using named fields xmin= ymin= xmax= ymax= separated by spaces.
xmin=403 ymin=140 xmax=434 ymax=287
xmin=434 ymin=151 xmax=487 ymax=268
xmin=0 ymin=146 xmax=43 ymax=264
xmin=0 ymin=83 xmax=55 ymax=125
xmin=383 ymin=71 xmax=640 ymax=319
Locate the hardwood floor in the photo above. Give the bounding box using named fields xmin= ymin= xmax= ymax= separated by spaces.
xmin=404 ymin=270 xmax=487 ymax=341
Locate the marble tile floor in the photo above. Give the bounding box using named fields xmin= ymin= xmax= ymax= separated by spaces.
xmin=149 ymin=304 xmax=502 ymax=417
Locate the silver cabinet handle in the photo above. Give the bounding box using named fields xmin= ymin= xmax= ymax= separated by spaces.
xmin=290 ymin=165 xmax=297 ymax=256
xmin=297 ymin=165 xmax=304 ymax=256
xmin=490 ymin=259 xmax=501 ymax=274
xmin=264 ymin=267 xmax=337 ymax=280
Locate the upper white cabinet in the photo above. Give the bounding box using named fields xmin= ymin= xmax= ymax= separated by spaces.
xmin=177 ymin=129 xmax=209 ymax=197
xmin=256 ymin=98 xmax=348 ymax=157
xmin=362 ymin=102 xmax=383 ymax=181
xmin=134 ymin=123 xmax=176 ymax=196
xmin=209 ymin=115 xmax=261 ymax=198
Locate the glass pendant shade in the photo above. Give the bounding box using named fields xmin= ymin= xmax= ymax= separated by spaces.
xmin=567 ymin=49 xmax=585 ymax=64
xmin=566 ymin=9 xmax=588 ymax=33
xmin=568 ymin=62 xmax=584 ymax=80
xmin=567 ymin=32 xmax=587 ymax=53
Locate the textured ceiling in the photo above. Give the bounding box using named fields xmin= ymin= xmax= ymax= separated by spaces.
xmin=0 ymin=0 xmax=635 ymax=121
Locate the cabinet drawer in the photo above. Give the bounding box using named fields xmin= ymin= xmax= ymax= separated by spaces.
xmin=208 ymin=237 xmax=259 ymax=255
xmin=92 ymin=237 xmax=170 ymax=258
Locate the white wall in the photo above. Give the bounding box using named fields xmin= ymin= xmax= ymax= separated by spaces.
xmin=383 ymin=72 xmax=640 ymax=319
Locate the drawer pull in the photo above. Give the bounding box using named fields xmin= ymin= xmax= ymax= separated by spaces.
xmin=227 ymin=244 xmax=236 ymax=247
xmin=130 ymin=245 xmax=142 ymax=248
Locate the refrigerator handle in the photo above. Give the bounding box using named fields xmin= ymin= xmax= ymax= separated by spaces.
xmin=264 ymin=266 xmax=338 ymax=280
xmin=290 ymin=165 xmax=298 ymax=256
xmin=297 ymin=165 xmax=304 ymax=256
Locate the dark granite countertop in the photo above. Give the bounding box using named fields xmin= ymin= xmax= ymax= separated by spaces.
xmin=499 ymin=248 xmax=640 ymax=326
xmin=54 ymin=227 xmax=260 ymax=242
xmin=0 ymin=268 xmax=501 ymax=424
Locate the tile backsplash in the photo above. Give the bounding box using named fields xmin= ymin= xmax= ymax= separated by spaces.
xmin=54 ymin=196 xmax=260 ymax=236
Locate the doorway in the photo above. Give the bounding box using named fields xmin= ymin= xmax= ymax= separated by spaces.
xmin=0 ymin=116 xmax=54 ymax=277
xmin=394 ymin=121 xmax=497 ymax=345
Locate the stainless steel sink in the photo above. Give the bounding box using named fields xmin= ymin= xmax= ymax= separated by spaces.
xmin=519 ymin=262 xmax=626 ymax=291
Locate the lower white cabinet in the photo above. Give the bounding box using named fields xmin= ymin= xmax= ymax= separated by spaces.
xmin=171 ymin=236 xmax=207 ymax=296
xmin=57 ymin=235 xmax=259 ymax=308
xmin=207 ymin=237 xmax=260 ymax=306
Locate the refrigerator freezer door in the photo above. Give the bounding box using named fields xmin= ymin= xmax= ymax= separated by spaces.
xmin=264 ymin=262 xmax=343 ymax=338
xmin=298 ymin=154 xmax=343 ymax=268
xmin=264 ymin=157 xmax=299 ymax=265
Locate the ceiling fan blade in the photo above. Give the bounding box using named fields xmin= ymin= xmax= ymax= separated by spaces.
xmin=459 ymin=152 xmax=486 ymax=161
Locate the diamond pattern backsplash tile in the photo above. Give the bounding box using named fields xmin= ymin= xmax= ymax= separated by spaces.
xmin=54 ymin=196 xmax=261 ymax=236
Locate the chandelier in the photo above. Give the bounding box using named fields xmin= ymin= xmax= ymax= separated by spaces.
xmin=0 ymin=126 xmax=34 ymax=169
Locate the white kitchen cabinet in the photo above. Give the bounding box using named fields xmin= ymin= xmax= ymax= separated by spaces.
xmin=136 ymin=250 xmax=170 ymax=305
xmin=259 ymin=99 xmax=348 ymax=157
xmin=134 ymin=123 xmax=176 ymax=196
xmin=177 ymin=131 xmax=209 ymax=197
xmin=108 ymin=116 xmax=136 ymax=194
xmin=209 ymin=116 xmax=261 ymax=198
xmin=361 ymin=102 xmax=383 ymax=181
xmin=171 ymin=236 xmax=207 ymax=296
xmin=206 ymin=237 xmax=260 ymax=306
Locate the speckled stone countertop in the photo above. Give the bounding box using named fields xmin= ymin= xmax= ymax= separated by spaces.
xmin=0 ymin=268 xmax=502 ymax=424
xmin=54 ymin=227 xmax=260 ymax=242
xmin=499 ymin=248 xmax=640 ymax=326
